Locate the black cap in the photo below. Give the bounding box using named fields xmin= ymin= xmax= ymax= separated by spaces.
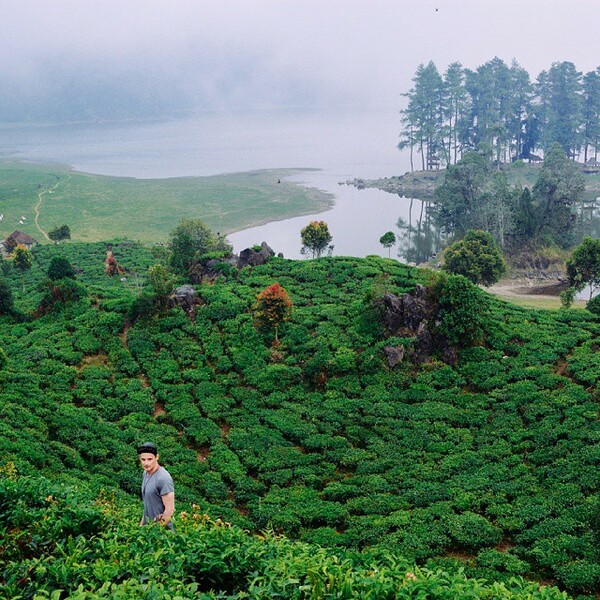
xmin=137 ymin=442 xmax=158 ymax=455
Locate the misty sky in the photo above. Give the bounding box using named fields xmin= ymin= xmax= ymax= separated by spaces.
xmin=2 ymin=0 xmax=599 ymax=121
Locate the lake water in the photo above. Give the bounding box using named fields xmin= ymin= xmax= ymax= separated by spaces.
xmin=0 ymin=109 xmax=437 ymax=261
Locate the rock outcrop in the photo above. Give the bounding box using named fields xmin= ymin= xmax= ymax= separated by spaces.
xmin=373 ymin=284 xmax=457 ymax=366
xmin=173 ymin=285 xmax=197 ymax=314
xmin=236 ymin=242 xmax=275 ymax=268
xmin=190 ymin=242 xmax=277 ymax=283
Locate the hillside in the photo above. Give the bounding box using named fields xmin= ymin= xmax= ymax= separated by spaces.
xmin=1 ymin=242 xmax=599 ymax=598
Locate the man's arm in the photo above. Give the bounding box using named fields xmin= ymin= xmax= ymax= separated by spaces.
xmin=160 ymin=492 xmax=175 ymax=525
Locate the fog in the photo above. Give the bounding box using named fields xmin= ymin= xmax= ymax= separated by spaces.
xmin=2 ymin=0 xmax=599 ymax=122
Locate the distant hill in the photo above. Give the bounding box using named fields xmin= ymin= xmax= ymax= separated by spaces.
xmin=0 ymin=241 xmax=598 ymax=597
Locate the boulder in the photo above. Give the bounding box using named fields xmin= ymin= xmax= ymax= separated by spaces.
xmin=174 ymin=285 xmax=196 ymax=313
xmin=236 ymin=242 xmax=275 ymax=268
xmin=383 ymin=345 xmax=405 ymax=368
xmin=401 ymin=284 xmax=429 ymax=331
xmin=374 ymin=284 xmax=459 ymax=365
xmin=375 ymin=285 xmax=430 ymax=336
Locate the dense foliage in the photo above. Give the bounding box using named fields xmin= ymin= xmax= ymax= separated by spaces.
xmin=434 ymin=146 xmax=585 ymax=250
xmin=48 ymin=224 xmax=72 ymax=243
xmin=0 ymin=471 xmax=571 ymax=599
xmin=0 ymin=241 xmax=599 ymax=597
xmin=168 ymin=218 xmax=231 ymax=276
xmin=442 ymin=230 xmax=506 ymax=286
xmin=567 ymin=236 xmax=600 ymax=300
xmin=400 ymin=58 xmax=600 ymax=169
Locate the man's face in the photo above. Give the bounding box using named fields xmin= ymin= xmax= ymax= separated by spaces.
xmin=139 ymin=452 xmax=159 ymax=474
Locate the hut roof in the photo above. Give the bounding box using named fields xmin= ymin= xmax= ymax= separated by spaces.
xmin=4 ymin=230 xmax=38 ymax=248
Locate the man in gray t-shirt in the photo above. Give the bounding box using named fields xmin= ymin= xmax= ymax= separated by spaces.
xmin=137 ymin=442 xmax=175 ymax=527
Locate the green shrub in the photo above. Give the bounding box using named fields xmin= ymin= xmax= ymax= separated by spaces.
xmin=585 ymin=293 xmax=600 ymax=315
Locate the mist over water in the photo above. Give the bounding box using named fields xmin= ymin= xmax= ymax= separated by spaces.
xmin=0 ymin=108 xmax=437 ymax=261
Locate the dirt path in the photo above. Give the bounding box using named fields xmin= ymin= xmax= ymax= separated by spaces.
xmin=487 ymin=279 xmax=586 ymax=309
xmin=34 ymin=175 xmax=72 ymax=241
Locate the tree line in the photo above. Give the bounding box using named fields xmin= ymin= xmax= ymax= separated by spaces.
xmin=399 ymin=58 xmax=600 ymax=170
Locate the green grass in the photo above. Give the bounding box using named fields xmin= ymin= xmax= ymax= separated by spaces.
xmin=0 ymin=161 xmax=333 ymax=243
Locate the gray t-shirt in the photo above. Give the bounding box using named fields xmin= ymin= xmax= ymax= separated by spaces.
xmin=141 ymin=466 xmax=174 ymax=524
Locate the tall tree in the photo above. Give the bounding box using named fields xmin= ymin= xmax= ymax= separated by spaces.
xmin=464 ymin=58 xmax=513 ymax=160
xmin=512 ymin=187 xmax=537 ymax=245
xmin=400 ymin=61 xmax=445 ymax=170
xmin=582 ymin=68 xmax=600 ymax=162
xmin=434 ymin=151 xmax=491 ymax=237
xmin=508 ymin=60 xmax=534 ymax=161
xmin=442 ymin=62 xmax=469 ymax=165
xmin=536 ymin=62 xmax=583 ymax=159
xmin=532 ymin=143 xmax=585 ymax=247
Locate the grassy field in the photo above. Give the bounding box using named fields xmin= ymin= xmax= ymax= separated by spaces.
xmin=0 ymin=161 xmax=333 ymax=243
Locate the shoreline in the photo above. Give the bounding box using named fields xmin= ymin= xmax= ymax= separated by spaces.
xmin=0 ymin=160 xmax=336 ymax=243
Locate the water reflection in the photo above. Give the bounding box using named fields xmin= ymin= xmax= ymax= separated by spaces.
xmin=394 ymin=198 xmax=444 ymax=265
xmin=228 ymin=174 xmax=443 ymax=264
xmin=575 ymin=196 xmax=600 ymax=241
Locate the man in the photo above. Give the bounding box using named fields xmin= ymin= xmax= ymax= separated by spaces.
xmin=138 ymin=442 xmax=175 ymax=528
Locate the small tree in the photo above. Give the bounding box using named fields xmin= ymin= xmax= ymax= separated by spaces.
xmin=148 ymin=264 xmax=175 ymax=313
xmin=37 ymin=278 xmax=88 ymax=315
xmin=429 ymin=272 xmax=490 ymax=346
xmin=0 ymin=348 xmax=7 ymax=370
xmin=169 ymin=219 xmax=231 ymax=276
xmin=300 ymin=221 xmax=333 ymax=258
xmin=11 ymin=245 xmax=33 ymax=292
xmin=442 ymin=230 xmax=505 ymax=287
xmin=379 ymin=231 xmax=396 ymax=257
xmin=48 ymin=224 xmax=71 ymax=243
xmin=47 ymin=256 xmax=76 ymax=281
xmin=566 ymin=237 xmax=600 ymax=300
xmin=254 ymin=283 xmax=293 ymax=342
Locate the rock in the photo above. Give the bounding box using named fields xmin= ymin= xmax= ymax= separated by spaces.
xmin=383 ymin=345 xmax=405 ymax=368
xmin=236 ymin=242 xmax=275 ymax=268
xmin=174 ymin=285 xmax=196 ymax=313
xmin=374 ymin=285 xmax=430 ymax=336
xmin=376 ymin=291 xmax=404 ymax=335
xmin=374 ymin=284 xmax=459 ymax=365
xmin=400 ymin=284 xmax=429 ymax=331
xmin=189 ymin=242 xmax=277 ymax=283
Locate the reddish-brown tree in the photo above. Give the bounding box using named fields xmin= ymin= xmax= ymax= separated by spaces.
xmin=254 ymin=283 xmax=293 ymax=342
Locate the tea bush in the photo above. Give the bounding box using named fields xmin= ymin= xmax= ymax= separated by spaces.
xmin=0 ymin=245 xmax=598 ymax=596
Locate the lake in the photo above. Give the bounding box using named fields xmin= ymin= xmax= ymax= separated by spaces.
xmin=0 ymin=108 xmax=438 ymax=261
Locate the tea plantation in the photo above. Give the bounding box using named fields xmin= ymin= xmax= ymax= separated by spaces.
xmin=0 ymin=241 xmax=598 ymax=598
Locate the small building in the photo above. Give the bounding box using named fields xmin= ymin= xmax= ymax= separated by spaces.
xmin=583 ymin=157 xmax=600 ymax=174
xmin=3 ymin=230 xmax=38 ymax=253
